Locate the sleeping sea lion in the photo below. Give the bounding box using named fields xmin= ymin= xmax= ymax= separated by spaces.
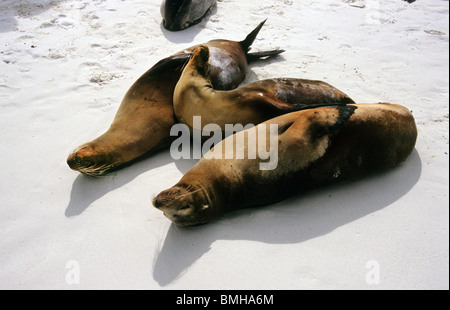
xmin=67 ymin=20 xmax=284 ymax=176
xmin=153 ymin=103 xmax=418 ymax=226
xmin=173 ymin=45 xmax=355 ymax=133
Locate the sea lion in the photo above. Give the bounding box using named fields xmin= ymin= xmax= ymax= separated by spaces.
xmin=161 ymin=0 xmax=216 ymax=31
xmin=67 ymin=21 xmax=284 ymax=176
xmin=153 ymin=103 xmax=418 ymax=226
xmin=173 ymin=45 xmax=355 ymax=133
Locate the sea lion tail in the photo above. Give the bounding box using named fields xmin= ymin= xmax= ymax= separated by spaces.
xmin=240 ymin=19 xmax=267 ymax=52
xmin=247 ymin=49 xmax=285 ymax=61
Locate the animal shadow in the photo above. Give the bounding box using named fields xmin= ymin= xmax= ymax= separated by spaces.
xmin=152 ymin=150 xmax=422 ymax=286
xmin=65 ymin=150 xmax=174 ymax=217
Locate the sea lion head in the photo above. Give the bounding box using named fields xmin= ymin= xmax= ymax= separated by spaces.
xmin=161 ymin=0 xmax=215 ymax=31
xmin=161 ymin=0 xmax=192 ymax=31
xmin=67 ymin=143 xmax=119 ymax=176
xmin=153 ymin=185 xmax=215 ymax=226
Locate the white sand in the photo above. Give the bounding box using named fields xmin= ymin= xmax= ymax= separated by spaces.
xmin=0 ymin=0 xmax=448 ymax=290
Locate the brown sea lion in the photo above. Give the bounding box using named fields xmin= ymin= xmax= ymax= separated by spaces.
xmin=173 ymin=44 xmax=355 ymax=133
xmin=67 ymin=20 xmax=284 ymax=176
xmin=153 ymin=103 xmax=418 ymax=226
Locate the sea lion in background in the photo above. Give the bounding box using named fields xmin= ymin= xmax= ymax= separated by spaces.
xmin=161 ymin=0 xmax=216 ymax=31
xmin=173 ymin=45 xmax=355 ymax=133
xmin=153 ymin=103 xmax=418 ymax=226
xmin=67 ymin=21 xmax=284 ymax=176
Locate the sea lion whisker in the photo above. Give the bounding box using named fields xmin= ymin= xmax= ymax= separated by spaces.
xmin=77 ymin=162 xmax=118 ymax=177
xmin=158 ymin=185 xmax=206 ymax=206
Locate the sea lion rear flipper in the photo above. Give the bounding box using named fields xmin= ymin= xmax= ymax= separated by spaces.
xmin=303 ymin=105 xmax=358 ymax=139
xmin=241 ymin=20 xmax=285 ymax=61
xmin=146 ymin=52 xmax=193 ymax=77
xmin=240 ymin=19 xmax=267 ymax=52
xmin=247 ymin=49 xmax=286 ymax=61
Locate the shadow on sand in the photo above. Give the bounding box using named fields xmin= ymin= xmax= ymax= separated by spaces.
xmin=65 ymin=150 xmax=175 ymax=217
xmin=152 ymin=150 xmax=422 ymax=286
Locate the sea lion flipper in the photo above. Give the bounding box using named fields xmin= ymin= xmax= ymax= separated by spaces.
xmin=247 ymin=49 xmax=285 ymax=61
xmin=250 ymin=93 xmax=347 ymax=114
xmin=282 ymin=101 xmax=350 ymax=112
xmin=277 ymin=106 xmax=358 ymax=171
xmin=270 ymin=79 xmax=355 ymax=110
xmin=256 ymin=95 xmax=302 ymax=112
xmin=147 ymin=52 xmax=192 ymax=77
xmin=240 ymin=20 xmax=285 ymax=61
xmin=302 ymin=105 xmax=358 ymax=139
xmin=327 ymin=105 xmax=358 ymax=132
xmin=240 ymin=19 xmax=267 ymax=52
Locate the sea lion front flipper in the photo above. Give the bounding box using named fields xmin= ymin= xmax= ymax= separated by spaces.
xmin=256 ymin=94 xmax=350 ymax=114
xmin=275 ymin=79 xmax=355 ymax=107
xmin=240 ymin=78 xmax=355 ymax=117
xmin=294 ymin=105 xmax=358 ymax=140
xmin=245 ymin=91 xmax=351 ymax=118
xmin=275 ymin=105 xmax=358 ymax=171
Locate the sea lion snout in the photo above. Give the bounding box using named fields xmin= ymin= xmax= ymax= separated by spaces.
xmin=161 ymin=0 xmax=216 ymax=31
xmin=67 ymin=146 xmax=95 ymax=171
xmin=153 ymin=186 xmax=212 ymax=226
xmin=162 ymin=18 xmax=189 ymax=32
xmin=66 ymin=144 xmax=116 ymax=176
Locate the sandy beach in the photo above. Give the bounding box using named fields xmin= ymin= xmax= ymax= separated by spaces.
xmin=0 ymin=0 xmax=448 ymax=289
